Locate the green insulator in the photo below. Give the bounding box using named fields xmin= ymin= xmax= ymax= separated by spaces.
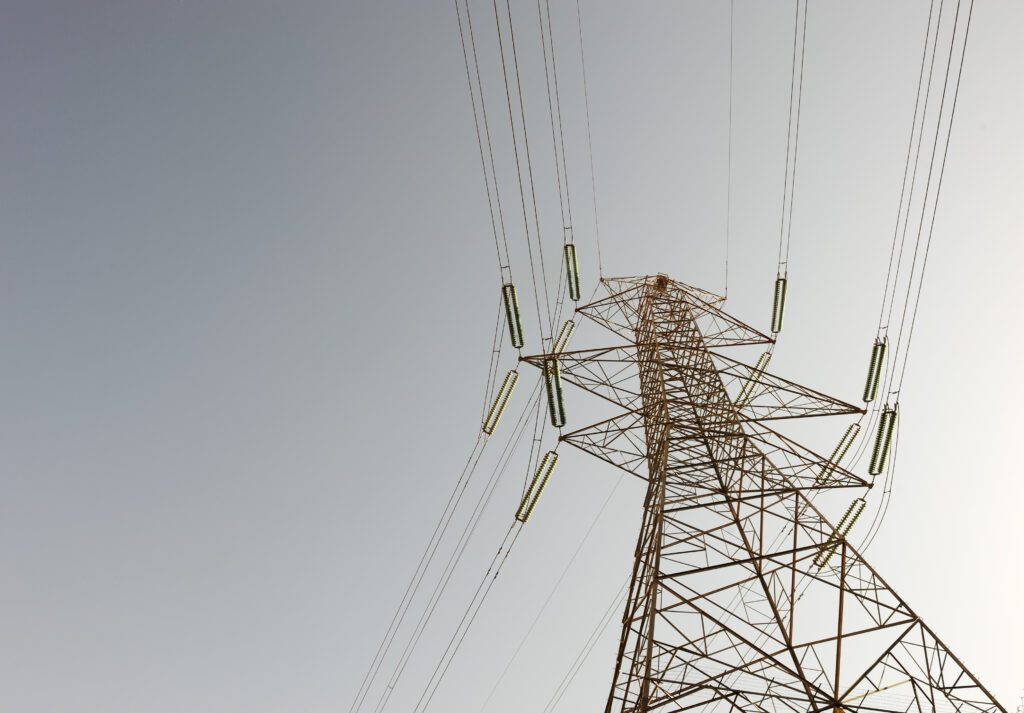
xmin=868 ymin=405 xmax=898 ymax=476
xmin=770 ymin=277 xmax=788 ymax=334
xmin=818 ymin=422 xmax=861 ymax=484
xmin=813 ymin=497 xmax=866 ymax=569
xmin=553 ymin=319 xmax=575 ymax=354
xmin=863 ymin=339 xmax=887 ymax=403
xmin=515 ymin=450 xmax=558 ymax=523
xmin=543 ymin=358 xmax=566 ymax=428
xmin=812 ymin=541 xmax=839 ymax=570
xmin=502 ymin=283 xmax=525 ymax=349
xmin=564 ymin=243 xmax=581 ymax=302
xmin=837 ymin=497 xmax=867 ymax=537
xmin=482 ymin=370 xmax=519 ymax=435
xmin=736 ymin=351 xmax=771 ymax=407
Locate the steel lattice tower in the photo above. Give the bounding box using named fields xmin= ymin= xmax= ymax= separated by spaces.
xmin=524 ymin=275 xmax=1004 ymax=713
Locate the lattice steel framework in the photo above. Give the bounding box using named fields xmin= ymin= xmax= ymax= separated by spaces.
xmin=523 ymin=275 xmax=1004 ymax=713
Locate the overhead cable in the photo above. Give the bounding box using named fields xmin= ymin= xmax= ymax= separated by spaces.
xmin=372 ymin=383 xmax=543 ymax=713
xmin=575 ymin=0 xmax=604 ymax=278
xmin=775 ymin=0 xmax=809 ymax=280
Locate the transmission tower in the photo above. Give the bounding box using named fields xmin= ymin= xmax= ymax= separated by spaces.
xmin=524 ymin=274 xmax=1004 ymax=713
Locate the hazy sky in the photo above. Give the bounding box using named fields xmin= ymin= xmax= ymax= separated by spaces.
xmin=1 ymin=2 xmax=1021 ymax=712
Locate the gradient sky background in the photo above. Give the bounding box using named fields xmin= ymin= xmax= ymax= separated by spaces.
xmin=1 ymin=1 xmax=1021 ymax=712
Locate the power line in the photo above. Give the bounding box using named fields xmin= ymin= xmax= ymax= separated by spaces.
xmin=543 ymin=581 xmax=628 ymax=713
xmin=842 ymin=0 xmax=942 ymax=486
xmin=412 ymin=523 xmax=525 ymax=713
xmin=345 ymin=432 xmax=485 ymax=713
xmin=346 ymin=7 xmax=553 ymax=707
xmin=480 ymin=296 xmax=507 ymax=423
xmin=497 ymin=0 xmax=557 ymax=342
xmin=775 ymin=0 xmax=808 ymax=279
xmin=781 ymin=0 xmax=808 ymax=275
xmin=724 ymin=0 xmax=734 ymax=298
xmin=575 ymin=0 xmax=603 ymax=279
xmin=478 ymin=473 xmax=625 ymax=711
xmin=535 ymin=0 xmax=574 ymax=342
xmin=854 ymin=0 xmax=973 ymax=554
xmin=537 ymin=0 xmax=574 ymax=245
xmin=372 ymin=382 xmax=543 ymax=713
xmin=890 ymin=0 xmax=974 ymax=397
xmin=491 ymin=0 xmax=551 ymax=346
xmin=882 ymin=0 xmax=948 ymax=340
xmin=455 ymin=0 xmax=513 ymax=283
xmin=874 ymin=0 xmax=939 ymax=335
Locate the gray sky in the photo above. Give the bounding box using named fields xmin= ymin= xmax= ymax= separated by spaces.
xmin=1 ymin=1 xmax=1021 ymax=712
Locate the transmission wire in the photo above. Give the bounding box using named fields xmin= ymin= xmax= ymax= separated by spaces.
xmin=545 ymin=0 xmax=576 ymax=237
xmin=889 ymin=0 xmax=973 ymax=398
xmin=347 ymin=9 xmax=542 ymax=707
xmin=860 ymin=0 xmax=972 ymax=526
xmin=857 ymin=0 xmax=973 ymax=540
xmin=882 ymin=0 xmax=948 ymax=343
xmin=839 ymin=0 xmax=943 ymax=482
xmin=455 ymin=0 xmax=513 ymax=283
xmin=480 ymin=295 xmax=507 ymax=423
xmin=537 ymin=0 xmax=574 ymax=248
xmin=495 ymin=0 xmax=557 ymax=344
xmin=346 ymin=432 xmax=486 ymax=713
xmin=857 ymin=0 xmax=972 ymax=549
xmin=372 ymin=383 xmax=543 ymax=713
xmin=775 ymin=0 xmax=808 ymax=279
xmin=575 ymin=0 xmax=604 ymax=278
xmin=544 ymin=581 xmax=629 ymax=712
xmin=534 ymin=0 xmax=579 ymax=354
xmin=489 ymin=0 xmax=550 ymax=349
xmin=412 ymin=522 xmax=525 ymax=713
xmin=829 ymin=0 xmax=942 ymax=493
xmin=352 ymin=374 xmax=519 ymax=713
xmin=874 ymin=0 xmax=939 ymax=336
xmin=781 ymin=0 xmax=808 ymax=275
xmin=478 ymin=473 xmax=626 ymax=711
xmin=413 ymin=278 xmax=579 ymax=713
xmin=522 ymin=381 xmax=548 ymax=501
xmin=724 ymin=0 xmax=734 ymax=299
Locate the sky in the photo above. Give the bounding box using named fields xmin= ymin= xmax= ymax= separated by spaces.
xmin=0 ymin=1 xmax=1021 ymax=712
